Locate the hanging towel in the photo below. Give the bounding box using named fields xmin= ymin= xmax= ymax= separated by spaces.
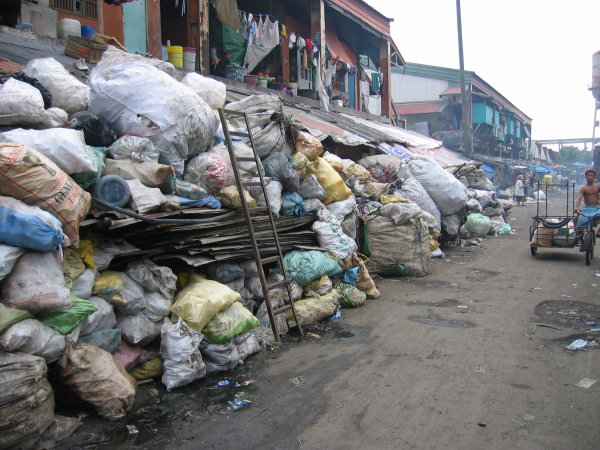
xmin=302 ymin=48 xmax=308 ymax=69
xmin=281 ymin=24 xmax=287 ymax=39
xmin=371 ymin=72 xmax=379 ymax=92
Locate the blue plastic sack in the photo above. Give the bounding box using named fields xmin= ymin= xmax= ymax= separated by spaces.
xmin=281 ymin=191 xmax=307 ymax=218
xmin=0 ymin=196 xmax=64 ymax=251
xmin=342 ymin=267 xmax=359 ymax=285
xmin=175 ymin=195 xmax=221 ymax=209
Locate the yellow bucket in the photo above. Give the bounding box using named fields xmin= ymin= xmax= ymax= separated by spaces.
xmin=257 ymin=77 xmax=268 ymax=88
xmin=168 ymin=45 xmax=183 ymax=68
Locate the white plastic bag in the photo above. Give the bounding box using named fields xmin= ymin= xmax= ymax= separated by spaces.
xmin=0 ymin=78 xmax=45 ymax=126
xmin=126 ymin=179 xmax=167 ymax=214
xmin=1 ymin=251 xmax=72 ymax=313
xmin=22 ymin=57 xmax=90 ymax=115
xmin=181 ymin=72 xmax=226 ymax=109
xmin=0 ymin=128 xmax=95 ymax=174
xmin=311 ymin=208 xmax=357 ymax=260
xmin=89 ymin=61 xmax=218 ymax=175
xmin=79 ymin=296 xmax=117 ymax=336
xmin=160 ymin=318 xmax=206 ymax=391
xmin=117 ymin=313 xmax=162 ymax=347
xmin=396 ymin=156 xmax=468 ymax=216
xmin=0 ymin=318 xmax=66 ymax=363
xmin=0 ymin=245 xmax=26 ymax=282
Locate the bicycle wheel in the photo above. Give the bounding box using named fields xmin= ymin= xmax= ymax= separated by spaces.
xmin=585 ymin=232 xmax=593 ymax=265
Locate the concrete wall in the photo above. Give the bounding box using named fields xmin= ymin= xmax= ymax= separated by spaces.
xmin=21 ymin=0 xmax=58 ymax=39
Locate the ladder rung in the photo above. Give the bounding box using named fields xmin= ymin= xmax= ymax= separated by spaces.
xmin=242 ymin=181 xmax=264 ymax=187
xmin=268 ymin=279 xmax=289 ymax=290
xmin=248 ymin=206 xmax=270 ymax=214
xmin=235 ymin=156 xmax=256 ymax=162
xmin=259 ymin=255 xmax=281 ymax=265
xmin=229 ymin=131 xmax=250 ymax=137
xmin=273 ymin=304 xmax=293 ymax=315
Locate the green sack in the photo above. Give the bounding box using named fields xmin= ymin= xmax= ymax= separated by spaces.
xmin=36 ymin=295 xmax=97 ymax=335
xmin=202 ymin=302 xmax=259 ymax=345
xmin=71 ymin=146 xmax=106 ymax=189
xmin=465 ymin=213 xmax=492 ymax=238
xmin=335 ymin=282 xmax=366 ymax=308
xmin=128 ymin=357 xmax=164 ymax=380
xmin=276 ymin=250 xmax=343 ymax=287
xmin=0 ymin=303 xmax=33 ymax=333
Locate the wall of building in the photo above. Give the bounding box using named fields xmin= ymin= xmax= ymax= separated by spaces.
xmin=392 ymin=73 xmax=449 ymax=103
xmin=21 ymin=0 xmax=58 ymax=38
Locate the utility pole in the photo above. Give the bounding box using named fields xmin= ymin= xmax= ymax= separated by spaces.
xmin=456 ymin=0 xmax=472 ymax=156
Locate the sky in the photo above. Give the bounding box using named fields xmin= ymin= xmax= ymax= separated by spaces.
xmin=363 ymin=0 xmax=600 ymax=146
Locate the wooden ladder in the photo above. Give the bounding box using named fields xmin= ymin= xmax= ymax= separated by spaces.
xmin=218 ymin=108 xmax=303 ymax=342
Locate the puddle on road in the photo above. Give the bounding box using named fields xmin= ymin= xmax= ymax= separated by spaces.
xmin=533 ymin=300 xmax=600 ymax=330
xmin=408 ymin=313 xmax=474 ymax=328
xmin=291 ymin=322 xmax=355 ymax=341
xmin=407 ymin=298 xmax=461 ymax=307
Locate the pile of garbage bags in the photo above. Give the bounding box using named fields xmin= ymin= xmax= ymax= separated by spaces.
xmin=0 ymin=46 xmax=511 ymax=446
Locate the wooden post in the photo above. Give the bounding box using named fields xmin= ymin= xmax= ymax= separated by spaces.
xmin=380 ymin=39 xmax=391 ymax=121
xmin=311 ymin=0 xmax=325 ymax=88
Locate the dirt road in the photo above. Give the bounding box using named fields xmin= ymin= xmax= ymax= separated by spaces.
xmin=57 ymin=196 xmax=600 ymax=449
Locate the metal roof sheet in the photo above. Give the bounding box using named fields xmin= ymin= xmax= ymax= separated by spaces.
xmin=440 ymin=86 xmax=462 ymax=95
xmin=393 ymin=102 xmax=448 ymax=115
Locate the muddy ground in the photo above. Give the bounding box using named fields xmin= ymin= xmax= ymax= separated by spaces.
xmin=56 ymin=194 xmax=600 ymax=449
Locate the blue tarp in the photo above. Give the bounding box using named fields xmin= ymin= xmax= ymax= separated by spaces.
xmin=572 ymin=162 xmax=587 ymax=167
xmin=480 ymin=164 xmax=496 ymax=179
xmin=529 ymin=165 xmax=550 ymax=173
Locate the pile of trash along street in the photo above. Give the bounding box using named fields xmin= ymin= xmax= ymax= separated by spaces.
xmin=0 ymin=46 xmax=515 ymax=448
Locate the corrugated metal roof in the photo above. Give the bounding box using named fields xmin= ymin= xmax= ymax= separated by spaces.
xmin=393 ymin=102 xmax=447 ymax=115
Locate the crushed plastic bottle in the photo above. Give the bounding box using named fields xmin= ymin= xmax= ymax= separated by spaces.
xmin=217 ymin=380 xmax=230 ymax=386
xmin=566 ymin=339 xmax=590 ymax=351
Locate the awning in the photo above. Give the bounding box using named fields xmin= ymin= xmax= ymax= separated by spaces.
xmin=394 ymin=102 xmax=448 ymax=115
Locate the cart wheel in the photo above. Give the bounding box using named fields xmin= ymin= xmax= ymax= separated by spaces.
xmin=530 ymin=245 xmax=537 ymax=256
xmin=585 ymin=232 xmax=593 ymax=265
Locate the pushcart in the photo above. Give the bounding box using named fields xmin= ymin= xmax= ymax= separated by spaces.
xmin=529 ymin=181 xmax=596 ymax=265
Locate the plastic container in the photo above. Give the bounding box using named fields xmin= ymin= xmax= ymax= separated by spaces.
xmin=167 ymin=45 xmax=183 ymax=68
xmin=92 ymin=175 xmax=131 ymax=209
xmin=225 ymin=65 xmax=245 ymax=82
xmin=257 ymin=77 xmax=268 ymax=88
xmin=81 ymin=25 xmax=95 ymax=38
xmin=297 ymin=89 xmax=318 ymax=100
xmin=183 ymin=47 xmax=196 ymax=71
xmin=57 ymin=18 xmax=81 ymax=40
xmin=287 ymin=82 xmax=298 ymax=95
xmin=244 ymin=75 xmax=259 ymax=85
xmin=267 ymin=82 xmax=283 ymax=91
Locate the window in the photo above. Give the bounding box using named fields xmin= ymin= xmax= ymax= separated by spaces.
xmin=51 ymin=0 xmax=98 ymax=20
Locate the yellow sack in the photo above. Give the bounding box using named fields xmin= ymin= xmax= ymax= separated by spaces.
xmin=285 ymin=289 xmax=341 ymax=327
xmin=342 ymin=162 xmax=370 ymax=181
xmin=429 ymin=238 xmax=440 ymax=251
xmin=380 ymin=194 xmax=410 ymax=204
xmin=308 ymin=157 xmax=352 ymax=205
xmin=292 ymin=151 xmax=310 ymax=179
xmin=294 ymin=131 xmax=323 ymax=161
xmin=323 ymin=151 xmax=343 ymax=171
xmin=62 ymin=247 xmax=86 ymax=288
xmin=171 ymin=273 xmax=242 ymax=332
xmin=365 ymin=181 xmax=389 ymax=201
xmin=75 ymin=239 xmax=96 ymax=268
xmin=215 ymin=185 xmax=256 ymax=209
xmin=128 ymin=357 xmax=164 ymax=380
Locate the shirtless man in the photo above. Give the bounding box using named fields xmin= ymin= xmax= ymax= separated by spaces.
xmin=574 ymin=169 xmax=600 ymax=250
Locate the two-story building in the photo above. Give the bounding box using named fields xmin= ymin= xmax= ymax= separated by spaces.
xmin=391 ymin=62 xmax=532 ymax=161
